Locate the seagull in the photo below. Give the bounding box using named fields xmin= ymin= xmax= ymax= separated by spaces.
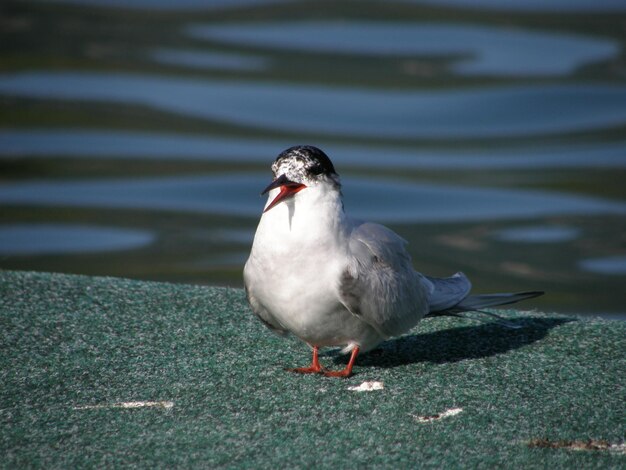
xmin=244 ymin=145 xmax=543 ymax=377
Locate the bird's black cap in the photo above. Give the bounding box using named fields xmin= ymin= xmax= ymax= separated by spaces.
xmin=274 ymin=145 xmax=337 ymax=177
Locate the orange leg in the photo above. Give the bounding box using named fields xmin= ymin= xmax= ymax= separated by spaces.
xmin=288 ymin=345 xmax=324 ymax=374
xmin=323 ymin=347 xmax=360 ymax=378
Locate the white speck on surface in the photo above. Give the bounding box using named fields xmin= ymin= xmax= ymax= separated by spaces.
xmin=412 ymin=407 xmax=463 ymax=422
xmin=610 ymin=443 xmax=626 ymax=454
xmin=348 ymin=381 xmax=384 ymax=392
xmin=74 ymin=401 xmax=174 ymax=410
xmin=527 ymin=439 xmax=626 ymax=454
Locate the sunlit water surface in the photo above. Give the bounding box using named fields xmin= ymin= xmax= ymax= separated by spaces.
xmin=1 ymin=0 xmax=625 ymax=318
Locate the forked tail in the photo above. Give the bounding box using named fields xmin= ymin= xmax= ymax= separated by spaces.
xmin=424 ymin=273 xmax=544 ymax=329
xmin=449 ymin=291 xmax=545 ymax=313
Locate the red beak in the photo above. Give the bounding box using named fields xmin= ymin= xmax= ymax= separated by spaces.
xmin=262 ymin=174 xmax=307 ymax=213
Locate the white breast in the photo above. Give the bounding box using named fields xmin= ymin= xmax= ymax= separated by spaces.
xmin=244 ymin=184 xmax=382 ymax=349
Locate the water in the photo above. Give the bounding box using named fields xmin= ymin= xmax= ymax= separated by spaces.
xmin=1 ymin=0 xmax=625 ymax=318
xmin=405 ymin=1 xmax=626 ymax=13
xmin=0 ymin=224 xmax=155 ymax=255
xmin=2 ymin=72 xmax=626 ymax=139
xmin=187 ymin=21 xmax=618 ymax=76
xmin=3 ymin=129 xmax=626 ymax=169
xmin=36 ymin=0 xmax=291 ymax=10
xmin=579 ymin=256 xmax=626 ymax=275
xmin=493 ymin=226 xmax=581 ymax=244
xmin=1 ymin=175 xmax=625 ymax=222
xmin=150 ymin=48 xmax=270 ymax=72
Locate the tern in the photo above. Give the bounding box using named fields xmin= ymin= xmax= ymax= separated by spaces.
xmin=244 ymin=146 xmax=543 ymax=377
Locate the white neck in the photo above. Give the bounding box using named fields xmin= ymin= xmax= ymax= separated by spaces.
xmin=255 ymin=183 xmax=348 ymax=254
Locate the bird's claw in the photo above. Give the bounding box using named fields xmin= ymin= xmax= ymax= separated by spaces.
xmin=322 ymin=369 xmax=353 ymax=378
xmin=286 ymin=365 xmax=353 ymax=378
xmin=286 ymin=365 xmax=325 ymax=374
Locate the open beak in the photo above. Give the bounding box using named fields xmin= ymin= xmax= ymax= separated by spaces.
xmin=261 ymin=174 xmax=307 ymax=213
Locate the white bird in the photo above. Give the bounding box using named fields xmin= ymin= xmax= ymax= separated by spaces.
xmin=244 ymin=146 xmax=543 ymax=377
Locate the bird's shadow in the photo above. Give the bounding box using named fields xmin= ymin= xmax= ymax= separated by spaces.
xmin=330 ymin=317 xmax=573 ymax=369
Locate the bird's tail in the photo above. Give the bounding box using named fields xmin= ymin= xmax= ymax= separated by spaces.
xmin=427 ymin=290 xmax=544 ymax=329
xmin=450 ymin=291 xmax=545 ymax=313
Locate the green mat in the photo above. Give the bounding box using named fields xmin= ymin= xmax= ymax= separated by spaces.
xmin=1 ymin=270 xmax=624 ymax=468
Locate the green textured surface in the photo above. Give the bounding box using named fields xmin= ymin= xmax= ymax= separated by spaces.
xmin=1 ymin=270 xmax=624 ymax=468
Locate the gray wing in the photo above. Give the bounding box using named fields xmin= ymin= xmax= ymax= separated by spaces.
xmin=338 ymin=221 xmax=430 ymax=338
xmin=424 ymin=272 xmax=472 ymax=312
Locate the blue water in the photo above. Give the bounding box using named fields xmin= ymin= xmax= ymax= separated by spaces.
xmin=1 ymin=175 xmax=624 ymax=223
xmin=150 ymin=48 xmax=270 ymax=72
xmin=493 ymin=226 xmax=581 ymax=244
xmin=0 ymin=224 xmax=155 ymax=255
xmin=407 ymin=0 xmax=626 ymax=13
xmin=38 ymin=0 xmax=626 ymax=13
xmin=1 ymin=72 xmax=626 ymax=139
xmin=187 ymin=21 xmax=618 ymax=76
xmin=36 ymin=0 xmax=291 ymax=10
xmin=579 ymin=256 xmax=626 ymax=275
xmin=3 ymin=128 xmax=626 ymax=169
xmin=1 ymin=1 xmax=625 ymax=317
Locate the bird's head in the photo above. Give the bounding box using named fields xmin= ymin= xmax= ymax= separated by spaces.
xmin=262 ymin=145 xmax=340 ymax=213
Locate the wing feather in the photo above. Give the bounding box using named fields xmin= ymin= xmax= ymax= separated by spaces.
xmin=425 ymin=272 xmax=472 ymax=312
xmin=339 ymin=221 xmax=430 ymax=337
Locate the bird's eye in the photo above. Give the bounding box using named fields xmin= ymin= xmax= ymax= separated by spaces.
xmin=310 ymin=164 xmax=323 ymax=175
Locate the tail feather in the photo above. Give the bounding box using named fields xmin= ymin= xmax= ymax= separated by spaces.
xmin=424 ymin=272 xmax=472 ymax=312
xmin=427 ymin=290 xmax=544 ymax=329
xmin=449 ymin=291 xmax=545 ymax=313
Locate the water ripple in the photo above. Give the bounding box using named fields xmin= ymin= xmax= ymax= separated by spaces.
xmin=36 ymin=0 xmax=291 ymax=10
xmin=493 ymin=225 xmax=581 ymax=243
xmin=1 ymin=72 xmax=625 ymax=139
xmin=405 ymin=0 xmax=626 ymax=13
xmin=0 ymin=175 xmax=624 ymax=223
xmin=0 ymin=223 xmax=155 ymax=255
xmin=2 ymin=128 xmax=626 ymax=169
xmin=150 ymin=48 xmax=270 ymax=72
xmin=579 ymin=256 xmax=626 ymax=275
xmin=187 ymin=21 xmax=618 ymax=76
